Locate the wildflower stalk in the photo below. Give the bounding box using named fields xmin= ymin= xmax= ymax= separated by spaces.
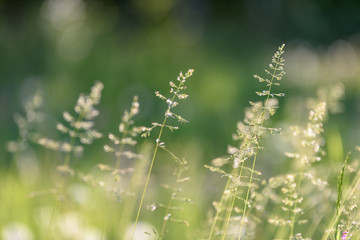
xmin=131 ymin=69 xmax=194 ymax=240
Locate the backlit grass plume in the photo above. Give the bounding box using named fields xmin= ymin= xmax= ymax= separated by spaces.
xmin=269 ymin=103 xmax=328 ymax=239
xmin=38 ymin=81 xmax=103 ymax=169
xmin=101 ymin=95 xmax=143 ymax=195
xmin=131 ymin=69 xmax=194 ymax=240
xmin=80 ymin=95 xmax=145 ymax=239
xmin=7 ymin=91 xmax=43 ymax=160
xmin=206 ymin=44 xmax=285 ymax=240
xmin=36 ymin=82 xmax=103 ymax=237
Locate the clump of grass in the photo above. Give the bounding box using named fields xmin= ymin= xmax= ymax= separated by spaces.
xmin=268 ymin=102 xmax=329 ymax=240
xmin=131 ymin=69 xmax=194 ymax=240
xmin=206 ymin=44 xmax=285 ymax=240
xmin=267 ymin=84 xmax=346 ymax=240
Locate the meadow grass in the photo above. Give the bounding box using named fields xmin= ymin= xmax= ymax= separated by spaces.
xmin=2 ymin=44 xmax=360 ymax=240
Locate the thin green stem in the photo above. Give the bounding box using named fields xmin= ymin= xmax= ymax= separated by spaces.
xmin=131 ymin=75 xmax=188 ymax=239
xmin=221 ymin=163 xmax=245 ymax=240
xmin=334 ymin=152 xmax=351 ymax=240
xmin=289 ymin=174 xmax=302 ymax=239
xmin=322 ymin=154 xmax=359 ymax=240
xmin=47 ymin=114 xmax=83 ymax=237
xmin=117 ymin=142 xmax=150 ymax=239
xmin=238 ymin=151 xmax=258 ymax=240
xmin=159 ymin=169 xmax=182 ymax=240
xmin=208 ymin=171 xmax=233 ymax=240
xmin=101 ymin=143 xmax=127 ymax=239
xmin=130 ymin=117 xmax=167 ymax=240
xmin=118 ymin=157 xmax=146 ymax=238
xmin=46 ymin=195 xmax=59 ymax=239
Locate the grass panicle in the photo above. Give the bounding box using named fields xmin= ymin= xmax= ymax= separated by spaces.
xmin=38 ymin=81 xmax=104 ymax=168
xmin=268 ymin=84 xmax=345 ymax=240
xmin=7 ymin=92 xmax=44 ymax=161
xmin=35 ymin=82 xmax=103 ymax=238
xmin=206 ymin=44 xmax=285 ymax=240
xmin=269 ymin=101 xmax=328 ymax=240
xmin=78 ymin=95 xmax=143 ymax=239
xmin=100 ymin=95 xmax=143 ymax=196
xmin=131 ymin=69 xmax=194 ymax=240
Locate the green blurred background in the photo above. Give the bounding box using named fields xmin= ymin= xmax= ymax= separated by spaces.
xmin=1 ymin=0 xmax=360 ymax=239
xmin=1 ymin=0 xmax=360 ymax=180
xmin=1 ymin=0 xmax=360 ymax=166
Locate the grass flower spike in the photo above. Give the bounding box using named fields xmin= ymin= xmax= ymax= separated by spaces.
xmin=206 ymin=44 xmax=285 ymax=240
xmin=38 ymin=81 xmax=103 ymax=164
xmin=131 ymin=69 xmax=194 ymax=240
xmin=36 ymin=82 xmax=103 ymax=238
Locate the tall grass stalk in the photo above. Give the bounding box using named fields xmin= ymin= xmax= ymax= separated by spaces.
xmin=117 ymin=145 xmax=149 ymax=238
xmin=334 ymin=152 xmax=351 ymax=240
xmin=207 ymin=173 xmax=232 ymax=240
xmin=40 ymin=82 xmax=104 ymax=238
xmin=220 ymin=166 xmax=244 ymax=240
xmin=206 ymin=44 xmax=285 ymax=240
xmin=130 ymin=112 xmax=171 ymax=240
xmin=98 ymin=96 xmax=142 ymax=239
xmin=131 ymin=69 xmax=194 ymax=240
xmin=237 ymin=44 xmax=286 ymax=239
xmin=289 ymin=175 xmax=302 ymax=239
xmin=320 ymin=152 xmax=352 ymax=240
